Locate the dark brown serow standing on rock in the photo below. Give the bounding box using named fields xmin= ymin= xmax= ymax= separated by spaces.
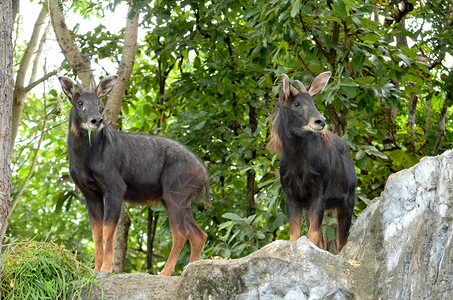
xmin=58 ymin=75 xmax=210 ymax=277
xmin=268 ymin=72 xmax=356 ymax=252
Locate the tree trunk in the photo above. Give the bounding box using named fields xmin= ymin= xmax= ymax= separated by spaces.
xmin=424 ymin=93 xmax=432 ymax=140
xmin=407 ymin=92 xmax=417 ymax=137
xmin=112 ymin=206 xmax=131 ymax=274
xmin=246 ymin=102 xmax=257 ymax=217
xmin=11 ymin=5 xmax=50 ymax=151
xmin=146 ymin=209 xmax=159 ymax=274
xmin=433 ymin=91 xmax=451 ymax=155
xmin=104 ymin=9 xmax=139 ymax=128
xmin=0 ymin=0 xmax=14 ymax=285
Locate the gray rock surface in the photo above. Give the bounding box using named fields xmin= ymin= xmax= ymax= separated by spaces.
xmin=89 ymin=150 xmax=453 ymax=300
xmin=81 ymin=273 xmax=180 ymax=300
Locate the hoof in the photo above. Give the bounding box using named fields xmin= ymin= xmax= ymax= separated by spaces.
xmin=96 ymin=270 xmax=111 ymax=278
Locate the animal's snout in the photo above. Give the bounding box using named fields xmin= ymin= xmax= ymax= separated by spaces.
xmin=314 ymin=116 xmax=326 ymax=129
xmin=90 ymin=116 xmax=104 ymax=128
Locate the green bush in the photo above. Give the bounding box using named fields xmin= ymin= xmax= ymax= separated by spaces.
xmin=1 ymin=239 xmax=96 ymax=299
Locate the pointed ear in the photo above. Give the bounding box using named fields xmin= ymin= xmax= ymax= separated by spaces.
xmin=293 ymin=80 xmax=308 ymax=93
xmin=58 ymin=76 xmax=77 ymax=104
xmin=308 ymin=71 xmax=331 ymax=97
xmin=96 ymin=75 xmax=118 ymax=98
xmin=281 ymin=74 xmax=298 ymax=107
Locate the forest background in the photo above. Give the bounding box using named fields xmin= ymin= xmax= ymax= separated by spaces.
xmin=6 ymin=0 xmax=453 ymax=275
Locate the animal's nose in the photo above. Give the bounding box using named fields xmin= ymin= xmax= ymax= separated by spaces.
xmin=314 ymin=116 xmax=326 ymax=128
xmin=90 ymin=117 xmax=104 ymax=127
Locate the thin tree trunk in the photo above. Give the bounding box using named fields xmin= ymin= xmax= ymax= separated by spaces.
xmin=407 ymin=92 xmax=417 ymax=137
xmin=246 ymin=102 xmax=257 ymax=217
xmin=11 ymin=5 xmax=48 ymax=151
xmin=146 ymin=209 xmax=159 ymax=274
xmin=424 ymin=93 xmax=432 ymax=139
xmin=112 ymin=207 xmax=131 ymax=273
xmin=433 ymin=92 xmax=452 ymax=155
xmin=0 ymin=0 xmax=14 ymax=284
xmin=104 ymin=9 xmax=139 ymax=128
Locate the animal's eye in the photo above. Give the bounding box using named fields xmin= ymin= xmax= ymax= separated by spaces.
xmin=294 ymin=101 xmax=300 ymax=107
xmin=77 ymin=101 xmax=83 ymax=106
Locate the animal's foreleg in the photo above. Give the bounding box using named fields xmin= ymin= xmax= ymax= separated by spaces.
xmin=286 ymin=198 xmax=303 ymax=242
xmin=84 ymin=192 xmax=104 ymax=275
xmin=98 ymin=187 xmax=125 ymax=278
xmin=91 ymin=218 xmax=104 ymax=273
xmin=100 ymin=222 xmax=117 ymax=276
xmin=307 ymin=208 xmax=325 ymax=249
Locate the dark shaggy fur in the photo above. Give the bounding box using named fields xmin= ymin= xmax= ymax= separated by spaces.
xmin=268 ymin=72 xmax=356 ymax=252
xmin=59 ymin=75 xmax=210 ymax=277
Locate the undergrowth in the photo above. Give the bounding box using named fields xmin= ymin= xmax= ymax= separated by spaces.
xmin=1 ymin=239 xmax=98 ymax=299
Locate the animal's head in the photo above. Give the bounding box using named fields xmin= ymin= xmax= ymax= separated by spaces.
xmin=278 ymin=72 xmax=331 ymax=135
xmin=58 ymin=75 xmax=118 ymax=133
xmin=268 ymin=71 xmax=331 ymax=154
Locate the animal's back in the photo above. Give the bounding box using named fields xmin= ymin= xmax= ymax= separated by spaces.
xmin=110 ymin=130 xmax=210 ymax=205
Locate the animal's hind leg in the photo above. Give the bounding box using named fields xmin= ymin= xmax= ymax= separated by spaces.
xmin=160 ymin=194 xmax=189 ymax=276
xmin=184 ymin=207 xmax=207 ymax=263
xmin=336 ymin=201 xmax=353 ymax=252
xmin=160 ymin=220 xmax=188 ymax=276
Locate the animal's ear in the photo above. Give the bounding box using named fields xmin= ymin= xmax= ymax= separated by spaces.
xmin=280 ymin=74 xmax=299 ymax=107
xmin=293 ymin=80 xmax=308 ymax=93
xmin=58 ymin=76 xmax=77 ymax=104
xmin=308 ymin=71 xmax=331 ymax=97
xmin=96 ymin=75 xmax=118 ymax=98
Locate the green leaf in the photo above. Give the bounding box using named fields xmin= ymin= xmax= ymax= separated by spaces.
xmin=333 ymin=0 xmax=349 ymax=19
xmin=356 ymin=150 xmax=365 ymax=160
xmin=222 ymin=212 xmax=244 ymax=222
xmin=357 ymin=156 xmax=367 ymax=169
xmin=395 ymin=53 xmax=411 ymax=66
xmin=290 ymin=0 xmax=300 ymax=18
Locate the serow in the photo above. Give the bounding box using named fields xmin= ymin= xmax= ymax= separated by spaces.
xmin=59 ymin=75 xmax=210 ymax=277
xmin=268 ymin=72 xmax=356 ymax=252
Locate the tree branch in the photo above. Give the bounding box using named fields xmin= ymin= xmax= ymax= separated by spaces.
xmin=104 ymin=7 xmax=139 ymax=127
xmin=11 ymin=5 xmax=48 ymax=150
xmin=47 ymin=0 xmax=94 ymax=88
xmin=295 ymin=50 xmax=315 ymax=77
xmin=29 ymin=21 xmax=52 ymax=85
xmin=24 ymin=68 xmax=61 ymax=93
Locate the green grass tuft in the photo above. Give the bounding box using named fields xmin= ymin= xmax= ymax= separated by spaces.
xmin=1 ymin=239 xmax=98 ymax=300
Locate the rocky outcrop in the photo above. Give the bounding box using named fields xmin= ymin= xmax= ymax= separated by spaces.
xmin=342 ymin=150 xmax=453 ymax=299
xmin=89 ymin=150 xmax=453 ymax=299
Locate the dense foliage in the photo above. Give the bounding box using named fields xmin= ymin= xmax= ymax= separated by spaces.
xmin=7 ymin=0 xmax=453 ymax=275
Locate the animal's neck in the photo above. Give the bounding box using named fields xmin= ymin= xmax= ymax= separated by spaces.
xmin=281 ymin=132 xmax=322 ymax=158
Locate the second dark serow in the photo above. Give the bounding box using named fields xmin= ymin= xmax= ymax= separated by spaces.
xmin=59 ymin=75 xmax=210 ymax=277
xmin=268 ymin=72 xmax=356 ymax=252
